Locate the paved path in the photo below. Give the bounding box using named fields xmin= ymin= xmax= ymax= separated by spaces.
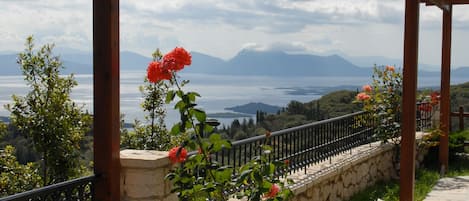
xmin=424 ymin=176 xmax=469 ymax=201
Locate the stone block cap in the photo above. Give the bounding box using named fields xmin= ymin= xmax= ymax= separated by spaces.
xmin=120 ymin=149 xmax=171 ymax=169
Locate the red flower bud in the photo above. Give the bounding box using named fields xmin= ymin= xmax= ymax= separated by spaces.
xmin=168 ymin=146 xmax=188 ymax=164
xmin=385 ymin=65 xmax=395 ymax=72
xmin=356 ymin=92 xmax=371 ymax=101
xmin=264 ymin=184 xmax=280 ymax=198
xmin=362 ymin=85 xmax=372 ymax=93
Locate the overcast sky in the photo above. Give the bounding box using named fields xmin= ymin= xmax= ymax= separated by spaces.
xmin=1 ymin=0 xmax=469 ymax=67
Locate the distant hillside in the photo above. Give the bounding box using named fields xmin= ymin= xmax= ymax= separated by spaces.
xmin=222 ymin=50 xmax=369 ymax=76
xmin=183 ymin=52 xmax=226 ymax=74
xmin=0 ymin=53 xmax=91 ymax=75
xmin=2 ymin=48 xmax=469 ymax=77
xmin=0 ymin=116 xmax=9 ymax=123
xmin=225 ymin=102 xmax=282 ymax=115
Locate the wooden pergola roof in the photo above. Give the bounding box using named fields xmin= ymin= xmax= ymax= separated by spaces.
xmin=401 ymin=0 xmax=469 ymax=200
xmin=91 ymin=1 xmax=468 ymax=200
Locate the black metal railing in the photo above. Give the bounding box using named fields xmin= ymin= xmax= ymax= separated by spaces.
xmin=0 ymin=175 xmax=96 ymax=201
xmin=2 ymin=103 xmax=436 ymax=200
xmin=416 ymin=101 xmax=434 ymax=131
xmin=212 ymin=111 xmax=374 ymax=175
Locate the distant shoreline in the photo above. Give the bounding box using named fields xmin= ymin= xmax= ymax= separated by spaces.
xmin=207 ymin=112 xmax=252 ymax=118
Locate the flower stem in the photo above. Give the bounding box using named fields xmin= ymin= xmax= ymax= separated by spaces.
xmin=172 ymin=74 xmax=227 ymax=200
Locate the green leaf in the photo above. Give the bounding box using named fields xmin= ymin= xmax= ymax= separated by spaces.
xmin=262 ymin=181 xmax=272 ymax=191
xmin=170 ymin=124 xmax=181 ymax=135
xmin=209 ymin=134 xmax=231 ymax=152
xmin=166 ymin=90 xmax=176 ymax=103
xmin=238 ymin=169 xmax=253 ymax=182
xmin=181 ymin=79 xmax=190 ymax=86
xmin=187 ymin=92 xmax=201 ymax=102
xmin=209 ymin=133 xmax=222 ymax=142
xmin=165 ymin=172 xmax=177 ymax=181
xmin=254 ymin=171 xmax=263 ymax=184
xmin=193 ymin=108 xmax=206 ymax=122
xmin=264 ymin=163 xmax=275 ymax=175
xmin=214 ymin=168 xmax=232 ymax=183
xmin=174 ymin=100 xmax=186 ymax=110
xmin=176 ymin=90 xmax=184 ymax=98
xmin=204 ymin=125 xmax=214 ymax=134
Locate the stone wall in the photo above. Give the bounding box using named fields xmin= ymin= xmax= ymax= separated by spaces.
xmin=120 ymin=149 xmax=177 ymax=201
xmin=120 ymin=133 xmax=429 ymax=201
xmin=290 ymin=144 xmax=395 ymax=201
xmin=290 ymin=136 xmax=429 ymax=201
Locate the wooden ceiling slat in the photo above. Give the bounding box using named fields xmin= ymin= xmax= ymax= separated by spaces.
xmin=421 ymin=0 xmax=469 ymax=7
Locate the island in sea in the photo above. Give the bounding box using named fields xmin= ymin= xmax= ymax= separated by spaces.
xmin=224 ymin=102 xmax=282 ymax=115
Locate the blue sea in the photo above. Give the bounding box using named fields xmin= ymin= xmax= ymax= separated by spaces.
xmin=0 ymin=71 xmax=467 ymax=127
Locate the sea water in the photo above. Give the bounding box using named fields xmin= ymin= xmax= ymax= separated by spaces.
xmin=0 ymin=71 xmax=467 ymax=127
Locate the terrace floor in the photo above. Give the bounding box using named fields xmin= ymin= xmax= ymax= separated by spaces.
xmin=424 ymin=176 xmax=469 ymax=201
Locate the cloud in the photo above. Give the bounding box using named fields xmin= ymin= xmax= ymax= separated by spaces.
xmin=0 ymin=0 xmax=92 ymax=51
xmin=240 ymin=41 xmax=341 ymax=56
xmin=1 ymin=0 xmax=469 ymax=66
xmin=121 ymin=0 xmax=408 ymax=34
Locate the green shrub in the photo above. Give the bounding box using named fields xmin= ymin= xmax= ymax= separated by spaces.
xmin=0 ymin=145 xmax=42 ymax=196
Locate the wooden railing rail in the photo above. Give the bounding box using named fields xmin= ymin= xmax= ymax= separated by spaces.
xmin=450 ymin=106 xmax=469 ymax=131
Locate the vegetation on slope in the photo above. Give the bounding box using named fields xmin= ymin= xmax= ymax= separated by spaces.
xmin=348 ymin=130 xmax=469 ymax=201
xmin=216 ymin=90 xmax=362 ymax=140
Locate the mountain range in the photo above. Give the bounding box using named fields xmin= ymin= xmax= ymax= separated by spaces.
xmin=1 ymin=48 xmax=469 ymax=77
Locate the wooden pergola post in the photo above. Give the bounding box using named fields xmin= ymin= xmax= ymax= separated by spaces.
xmin=400 ymin=1 xmax=420 ymax=200
xmin=93 ymin=0 xmax=121 ymax=201
xmin=421 ymin=0 xmax=469 ymax=175
xmin=401 ymin=1 xmax=469 ymax=200
xmin=439 ymin=2 xmax=452 ymax=174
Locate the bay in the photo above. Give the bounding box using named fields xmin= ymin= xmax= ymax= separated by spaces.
xmin=0 ymin=71 xmax=467 ymax=127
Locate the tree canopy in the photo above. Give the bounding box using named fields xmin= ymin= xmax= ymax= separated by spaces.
xmin=6 ymin=36 xmax=91 ymax=185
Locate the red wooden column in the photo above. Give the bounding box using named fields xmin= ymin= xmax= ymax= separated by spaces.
xmin=400 ymin=0 xmax=420 ymax=200
xmin=439 ymin=3 xmax=452 ymax=174
xmin=93 ymin=0 xmax=120 ymax=201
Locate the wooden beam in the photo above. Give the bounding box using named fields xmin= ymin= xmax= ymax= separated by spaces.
xmin=93 ymin=0 xmax=120 ymax=201
xmin=424 ymin=0 xmax=469 ymax=4
xmin=420 ymin=0 xmax=451 ymax=11
xmin=421 ymin=0 xmax=469 ymax=7
xmin=400 ymin=0 xmax=420 ymax=200
xmin=439 ymin=4 xmax=452 ymax=174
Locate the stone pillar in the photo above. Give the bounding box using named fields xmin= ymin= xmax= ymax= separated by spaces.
xmin=120 ymin=149 xmax=177 ymax=201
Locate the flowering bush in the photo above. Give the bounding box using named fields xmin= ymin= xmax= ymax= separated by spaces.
xmin=356 ymin=65 xmax=402 ymax=144
xmin=145 ymin=47 xmax=292 ymax=200
xmin=417 ymin=90 xmax=441 ymax=147
xmin=418 ymin=91 xmax=440 ymax=112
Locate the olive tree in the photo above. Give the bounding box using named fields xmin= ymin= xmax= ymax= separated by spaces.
xmin=0 ymin=145 xmax=42 ymax=196
xmin=7 ymin=36 xmax=91 ymax=185
xmin=121 ymin=49 xmax=174 ymax=150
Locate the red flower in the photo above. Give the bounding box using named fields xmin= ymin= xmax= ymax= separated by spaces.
xmin=362 ymin=85 xmax=372 ymax=93
xmin=163 ymin=47 xmax=192 ymax=71
xmin=419 ymin=104 xmax=432 ymax=112
xmin=168 ymin=146 xmax=188 ymax=164
xmin=284 ymin=159 xmax=290 ymax=166
xmin=386 ymin=65 xmax=395 ymax=72
xmin=147 ymin=61 xmax=172 ymax=83
xmin=356 ymin=92 xmax=371 ymax=101
xmin=430 ymin=92 xmax=440 ymax=106
xmin=264 ymin=184 xmax=280 ymax=198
